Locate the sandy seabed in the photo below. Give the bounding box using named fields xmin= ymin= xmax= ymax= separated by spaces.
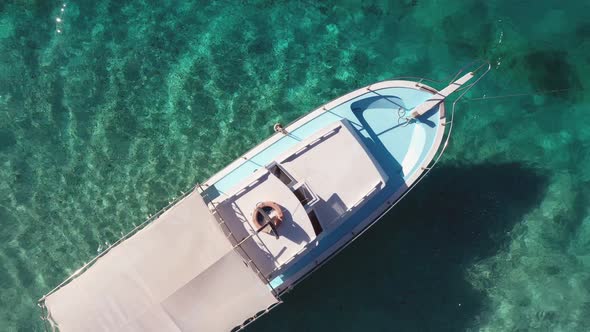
xmin=0 ymin=0 xmax=589 ymax=330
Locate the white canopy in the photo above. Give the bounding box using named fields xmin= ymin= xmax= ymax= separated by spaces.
xmin=42 ymin=190 xmax=278 ymax=332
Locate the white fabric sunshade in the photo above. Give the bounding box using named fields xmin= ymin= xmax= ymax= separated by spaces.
xmin=43 ymin=190 xmax=278 ymax=332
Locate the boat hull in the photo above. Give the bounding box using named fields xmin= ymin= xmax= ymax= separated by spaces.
xmin=202 ymin=80 xmax=447 ymax=295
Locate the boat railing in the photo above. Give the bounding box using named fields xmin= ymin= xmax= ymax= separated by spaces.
xmin=421 ymin=60 xmax=491 ymax=171
xmin=264 ymin=239 xmax=319 ymax=280
xmin=281 ymin=125 xmax=341 ymax=162
xmin=38 ymin=181 xmax=283 ymax=326
xmin=37 ymin=184 xmax=201 ymax=323
xmin=235 ymin=300 xmax=283 ymax=332
xmin=196 ymin=183 xmax=281 ymax=297
xmin=264 ymin=180 xmax=384 ymax=278
xmin=204 ymin=174 xmax=283 ymax=269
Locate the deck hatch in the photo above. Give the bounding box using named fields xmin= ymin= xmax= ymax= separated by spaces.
xmin=269 ymin=164 xmax=295 ymax=186
xmin=293 ymin=185 xmax=312 ymax=205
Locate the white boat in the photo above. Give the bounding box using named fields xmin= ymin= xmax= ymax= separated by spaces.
xmin=38 ymin=61 xmax=490 ymax=331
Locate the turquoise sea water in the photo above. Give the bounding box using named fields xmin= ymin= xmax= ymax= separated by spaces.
xmin=1 ymin=0 xmax=589 ymax=331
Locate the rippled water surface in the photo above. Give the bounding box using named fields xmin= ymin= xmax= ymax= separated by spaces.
xmin=1 ymin=0 xmax=589 ymax=331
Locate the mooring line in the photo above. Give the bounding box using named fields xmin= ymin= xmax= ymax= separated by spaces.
xmin=462 ymin=88 xmax=574 ymax=102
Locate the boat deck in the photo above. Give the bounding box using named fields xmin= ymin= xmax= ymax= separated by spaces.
xmin=213 ymin=120 xmax=390 ymax=278
xmin=204 ymin=81 xmax=442 ymax=196
xmin=202 ymin=80 xmax=445 ymax=291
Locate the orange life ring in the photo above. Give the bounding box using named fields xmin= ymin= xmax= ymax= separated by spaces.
xmin=252 ymin=201 xmax=284 ymax=234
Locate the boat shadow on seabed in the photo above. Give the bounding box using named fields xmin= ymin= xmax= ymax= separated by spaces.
xmin=251 ymin=162 xmax=549 ymax=332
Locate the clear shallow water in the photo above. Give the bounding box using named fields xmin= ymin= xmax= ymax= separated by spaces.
xmin=0 ymin=0 xmax=589 ymax=331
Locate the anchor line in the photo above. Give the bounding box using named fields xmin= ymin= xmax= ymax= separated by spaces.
xmin=460 ymin=88 xmax=576 ymax=102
